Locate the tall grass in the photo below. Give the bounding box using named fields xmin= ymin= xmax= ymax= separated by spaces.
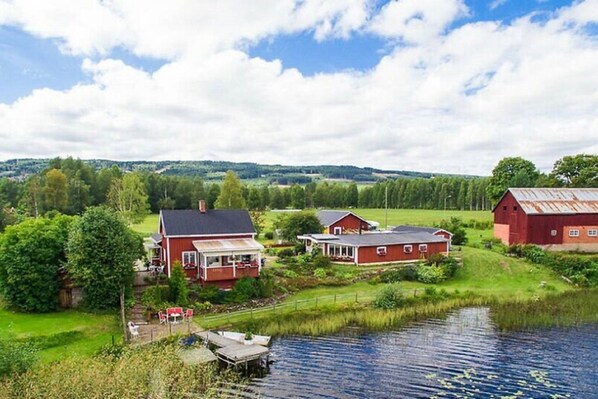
xmin=0 ymin=344 xmax=242 ymax=399
xmin=239 ymin=296 xmax=495 ymax=336
xmin=491 ymin=289 xmax=598 ymax=331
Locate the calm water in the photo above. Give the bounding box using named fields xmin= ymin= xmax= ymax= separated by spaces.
xmin=229 ymin=308 xmax=598 ymax=398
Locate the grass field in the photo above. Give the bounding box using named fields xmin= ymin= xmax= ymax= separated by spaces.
xmin=131 ymin=208 xmax=493 ymax=237
xmin=0 ymin=304 xmax=120 ymax=362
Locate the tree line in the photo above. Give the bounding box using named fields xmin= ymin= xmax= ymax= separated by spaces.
xmin=0 ymin=154 xmax=596 ymax=231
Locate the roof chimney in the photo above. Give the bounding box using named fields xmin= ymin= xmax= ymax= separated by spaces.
xmin=199 ymin=200 xmax=206 ymax=214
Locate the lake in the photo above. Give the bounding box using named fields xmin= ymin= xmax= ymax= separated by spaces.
xmin=233 ymin=308 xmax=597 ymax=398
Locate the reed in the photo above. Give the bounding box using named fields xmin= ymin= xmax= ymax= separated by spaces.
xmin=491 ymin=288 xmax=598 ymax=331
xmin=239 ymin=296 xmax=496 ymax=336
xmin=0 ymin=344 xmax=242 ymax=399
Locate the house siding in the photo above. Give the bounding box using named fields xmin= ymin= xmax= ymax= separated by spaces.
xmin=356 ymin=241 xmax=448 ymax=264
xmin=326 ymin=214 xmax=370 ymax=234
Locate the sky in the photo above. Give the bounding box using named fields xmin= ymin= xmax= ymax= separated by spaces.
xmin=0 ymin=0 xmax=596 ymax=175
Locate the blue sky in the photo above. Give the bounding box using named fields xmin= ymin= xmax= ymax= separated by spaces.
xmin=0 ymin=0 xmax=595 ymax=174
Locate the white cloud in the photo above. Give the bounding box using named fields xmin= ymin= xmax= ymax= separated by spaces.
xmin=0 ymin=0 xmax=597 ymax=175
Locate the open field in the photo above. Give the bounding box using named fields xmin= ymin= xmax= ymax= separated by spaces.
xmin=132 ymin=208 xmax=493 ymax=237
xmin=0 ymin=304 xmax=120 ymax=362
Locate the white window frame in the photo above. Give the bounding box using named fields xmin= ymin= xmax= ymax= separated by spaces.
xmin=182 ymin=251 xmax=197 ymax=267
xmin=333 ymin=226 xmax=342 ymax=235
xmin=403 ymin=245 xmax=413 ymax=254
xmin=206 ymin=256 xmax=221 ymax=267
xmin=376 ymin=246 xmax=387 ymax=256
xmin=588 ymin=229 xmax=598 ymax=237
xmin=550 ymin=230 xmax=557 ymax=237
xmin=418 ymin=244 xmax=428 ymax=252
xmin=569 ymin=229 xmax=580 ymax=237
xmin=328 ymin=245 xmax=354 ymax=258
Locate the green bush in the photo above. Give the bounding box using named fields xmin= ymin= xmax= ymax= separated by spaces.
xmin=379 ymin=266 xmax=418 ymax=283
xmin=264 ymin=231 xmax=274 ymax=240
xmin=0 ymin=339 xmax=37 ymax=377
xmin=312 ymin=254 xmax=332 ymax=269
xmin=282 ymin=270 xmax=299 ymax=278
xmin=257 ymin=270 xmax=274 ymax=298
xmin=313 ymin=268 xmax=327 ymax=279
xmin=372 ymin=285 xmax=405 ymax=310
xmin=228 ymin=277 xmax=259 ymax=303
xmin=193 ymin=285 xmax=226 ymax=304
xmin=141 ymin=285 xmax=170 ymax=311
xmin=168 ymin=261 xmax=189 ymax=306
xmin=416 ymin=264 xmax=447 ymax=284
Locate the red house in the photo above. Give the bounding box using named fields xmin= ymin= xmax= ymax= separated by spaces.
xmin=391 ymin=225 xmax=453 ymax=242
xmin=298 ymin=232 xmax=450 ymax=265
xmin=157 ymin=201 xmax=264 ymax=288
xmin=493 ymin=188 xmax=598 ymax=251
xmin=317 ymin=210 xmax=371 ymax=234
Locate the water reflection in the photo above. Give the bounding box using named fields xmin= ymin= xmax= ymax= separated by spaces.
xmin=235 ymin=308 xmax=597 ymax=398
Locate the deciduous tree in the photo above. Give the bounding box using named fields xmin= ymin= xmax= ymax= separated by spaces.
xmin=108 ymin=173 xmax=150 ymax=224
xmin=66 ymin=207 xmax=142 ymax=309
xmin=215 ymin=170 xmax=246 ymax=209
xmin=487 ymin=157 xmax=539 ymax=204
xmin=551 ymin=154 xmax=598 ymax=187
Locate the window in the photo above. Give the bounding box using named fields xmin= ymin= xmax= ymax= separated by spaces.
xmin=404 ymin=245 xmax=413 ymax=254
xmin=588 ymin=229 xmax=598 ymax=237
xmin=206 ymin=256 xmax=221 ymax=267
xmin=550 ymin=230 xmax=557 ymax=237
xmin=503 ymin=206 xmax=507 ymax=211
xmin=182 ymin=251 xmax=197 ymax=268
xmin=419 ymin=244 xmax=428 ymax=252
xmin=329 ymin=245 xmax=354 ymax=258
xmin=513 ymin=206 xmax=518 ymax=211
xmin=569 ymin=229 xmax=580 ymax=237
xmin=333 ymin=227 xmax=342 ymax=235
xmin=376 ymin=246 xmax=387 ymax=256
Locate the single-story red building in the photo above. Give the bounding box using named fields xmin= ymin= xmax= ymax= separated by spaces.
xmin=317 ymin=210 xmax=371 ymax=234
xmin=493 ymin=188 xmax=598 ymax=251
xmin=391 ymin=225 xmax=453 ymax=241
xmin=156 ymin=201 xmax=263 ymax=288
xmin=298 ymin=232 xmax=450 ymax=265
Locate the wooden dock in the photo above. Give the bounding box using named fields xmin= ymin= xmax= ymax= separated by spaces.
xmin=195 ymin=331 xmax=270 ymax=368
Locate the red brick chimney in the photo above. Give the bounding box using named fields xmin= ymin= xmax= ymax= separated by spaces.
xmin=199 ymin=200 xmax=206 ymax=214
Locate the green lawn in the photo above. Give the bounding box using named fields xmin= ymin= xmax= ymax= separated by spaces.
xmin=0 ymin=305 xmax=120 ymax=362
xmin=132 ymin=208 xmax=492 ymax=237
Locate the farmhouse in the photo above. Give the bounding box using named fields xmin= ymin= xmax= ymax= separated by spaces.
xmin=157 ymin=200 xmax=264 ymax=288
xmin=317 ymin=210 xmax=371 ymax=234
xmin=493 ymin=188 xmax=598 ymax=251
xmin=298 ymin=232 xmax=450 ymax=265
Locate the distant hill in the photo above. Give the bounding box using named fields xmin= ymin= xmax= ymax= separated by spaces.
xmin=0 ymin=158 xmax=479 ymax=183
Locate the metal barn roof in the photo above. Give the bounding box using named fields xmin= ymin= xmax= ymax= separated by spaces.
xmin=508 ymin=188 xmax=598 ymax=215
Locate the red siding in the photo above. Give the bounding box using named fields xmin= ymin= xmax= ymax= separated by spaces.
xmin=494 ymin=191 xmax=598 ymax=245
xmin=357 ymin=241 xmax=448 ymax=264
xmin=328 ymin=214 xmax=370 ymax=234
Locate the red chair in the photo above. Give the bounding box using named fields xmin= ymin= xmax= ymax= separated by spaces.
xmin=184 ymin=308 xmax=193 ymax=323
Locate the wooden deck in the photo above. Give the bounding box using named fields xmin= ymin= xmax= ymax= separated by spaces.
xmin=195 ymin=331 xmax=270 ymax=367
xmin=131 ymin=322 xmax=202 ymax=345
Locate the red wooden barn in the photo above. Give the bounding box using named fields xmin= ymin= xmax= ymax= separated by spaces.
xmin=317 ymin=210 xmax=371 ymax=234
xmin=493 ymin=188 xmax=598 ymax=251
xmin=298 ymin=232 xmax=450 ymax=265
xmin=157 ymin=201 xmax=263 ymax=288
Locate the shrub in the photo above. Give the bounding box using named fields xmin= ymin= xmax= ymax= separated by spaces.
xmin=257 ymin=270 xmax=274 ymax=298
xmin=191 ymin=301 xmax=212 ymax=313
xmin=264 ymin=231 xmax=274 ymax=240
xmin=141 ymin=285 xmax=170 ymax=311
xmin=416 ymin=264 xmax=447 ymax=284
xmin=228 ymin=277 xmax=259 ymax=303
xmin=294 ymin=242 xmax=306 ymax=255
xmin=168 ymin=261 xmax=189 ymax=306
xmin=0 ymin=339 xmax=37 ymax=377
xmin=282 ymin=270 xmax=298 ymax=278
xmin=194 ymin=285 xmax=227 ymax=304
xmin=313 ymin=268 xmax=327 ymax=279
xmin=372 ymin=285 xmax=405 ymax=310
xmin=277 ymin=248 xmax=295 ymax=261
xmin=312 ymin=254 xmax=332 ymax=269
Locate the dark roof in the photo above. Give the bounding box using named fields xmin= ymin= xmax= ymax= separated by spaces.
xmin=317 ymin=210 xmax=369 ymax=227
xmin=392 ymin=225 xmax=452 ymax=236
xmin=493 ymin=188 xmax=598 ymax=215
xmin=160 ymin=209 xmax=255 ymax=236
xmin=307 ymin=232 xmax=448 ymax=247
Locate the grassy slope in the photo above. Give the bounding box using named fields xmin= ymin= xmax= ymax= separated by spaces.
xmin=0 ymin=305 xmax=120 ymax=362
